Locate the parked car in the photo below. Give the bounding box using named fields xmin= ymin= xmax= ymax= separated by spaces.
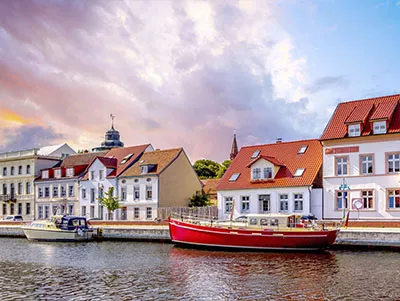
xmin=2 ymin=215 xmax=23 ymax=221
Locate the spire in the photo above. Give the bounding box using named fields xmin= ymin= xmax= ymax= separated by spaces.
xmin=230 ymin=133 xmax=238 ymax=160
xmin=110 ymin=113 xmax=115 ymax=130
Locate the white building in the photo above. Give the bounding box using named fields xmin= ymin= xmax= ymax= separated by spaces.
xmin=321 ymin=94 xmax=400 ymax=220
xmin=0 ymin=144 xmax=76 ymax=220
xmin=79 ymin=144 xmax=153 ymax=220
xmin=217 ymin=139 xmax=323 ymax=220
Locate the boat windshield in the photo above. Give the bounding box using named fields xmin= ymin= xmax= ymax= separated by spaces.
xmin=60 ymin=217 xmax=88 ymax=230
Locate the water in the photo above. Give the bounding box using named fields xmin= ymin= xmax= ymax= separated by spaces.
xmin=0 ymin=238 xmax=399 ymax=300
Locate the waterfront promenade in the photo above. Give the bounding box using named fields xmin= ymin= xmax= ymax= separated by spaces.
xmin=1 ymin=221 xmax=400 ymax=249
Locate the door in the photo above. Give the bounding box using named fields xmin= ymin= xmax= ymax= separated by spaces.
xmin=259 ymin=194 xmax=270 ymax=213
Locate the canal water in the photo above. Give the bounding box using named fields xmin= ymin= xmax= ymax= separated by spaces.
xmin=0 ymin=238 xmax=399 ymax=300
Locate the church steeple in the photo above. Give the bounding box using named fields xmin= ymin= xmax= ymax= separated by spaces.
xmin=230 ymin=133 xmax=238 ymax=160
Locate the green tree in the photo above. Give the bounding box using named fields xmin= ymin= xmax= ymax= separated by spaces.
xmin=193 ymin=159 xmax=222 ymax=179
xmin=97 ymin=187 xmax=120 ymax=220
xmin=188 ymin=192 xmax=211 ymax=207
xmin=216 ymin=159 xmax=231 ymax=178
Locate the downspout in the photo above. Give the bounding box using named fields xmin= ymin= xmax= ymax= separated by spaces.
xmin=308 ymin=185 xmax=313 ymax=215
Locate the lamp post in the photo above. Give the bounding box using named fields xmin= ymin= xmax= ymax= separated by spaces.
xmin=339 ymin=178 xmax=350 ymax=221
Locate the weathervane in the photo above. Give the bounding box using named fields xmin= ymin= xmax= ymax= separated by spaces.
xmin=110 ymin=114 xmax=115 ymax=129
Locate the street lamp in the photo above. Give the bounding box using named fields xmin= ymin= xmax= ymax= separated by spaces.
xmin=339 ymin=178 xmax=350 ymax=221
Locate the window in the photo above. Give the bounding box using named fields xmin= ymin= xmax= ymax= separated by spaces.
xmin=90 ymin=206 xmax=95 ymax=218
xmin=298 ymin=145 xmax=308 ymax=154
xmin=146 ymin=186 xmax=152 ymax=200
xmin=251 ymin=150 xmax=260 ymax=159
xmin=61 ymin=186 xmax=66 ymax=197
xmin=55 ymin=169 xmax=62 ymax=178
xmin=2 ymin=204 xmax=6 ymax=215
xmin=259 ymin=195 xmax=270 ymax=213
xmin=252 ymin=168 xmax=261 ymax=180
xmin=134 ymin=185 xmax=140 ymax=199
xmin=10 ymin=183 xmax=14 ymax=197
xmin=336 ymin=157 xmax=348 ymax=176
xmin=26 ymin=203 xmax=31 ymax=215
xmin=90 ymin=188 xmax=95 ymax=204
xmin=140 ymin=166 xmax=148 ymax=174
xmin=3 ymin=167 xmax=6 ymax=176
xmin=2 ymin=184 xmax=6 ymax=195
xmin=146 ymin=207 xmax=152 ymax=219
xmin=18 ymin=203 xmax=22 ymax=215
xmin=241 ymin=196 xmax=250 ymax=213
xmin=82 ymin=189 xmax=87 ymax=199
xmin=44 ymin=205 xmax=50 ymax=219
xmin=38 ymin=187 xmax=43 ymax=198
xmin=66 ymin=168 xmax=74 ymax=177
xmin=42 ymin=170 xmax=49 ymax=179
xmin=362 ymin=190 xmax=374 ymax=209
xmin=224 ymin=197 xmax=233 ymax=213
xmin=134 ymin=207 xmax=140 ymax=219
xmin=68 ymin=186 xmax=74 ymax=197
xmin=279 ymin=194 xmax=288 ymax=212
xmin=99 ymin=170 xmax=104 ymax=180
xmin=38 ymin=206 xmax=43 ymax=219
xmin=121 ymin=154 xmax=133 ymax=165
xmin=293 ymin=193 xmax=303 ymax=211
xmin=90 ymin=171 xmax=95 ymax=180
xmin=26 ymin=165 xmax=31 ymax=174
xmin=68 ymin=205 xmax=73 ymax=215
xmin=361 ymin=155 xmax=373 ymax=175
xmin=388 ymin=153 xmax=400 ymax=173
xmin=229 ymin=173 xmax=240 ymax=182
xmin=44 ymin=187 xmax=50 ymax=198
xmin=348 ymin=124 xmax=361 ymax=137
xmin=336 ymin=191 xmax=348 ymax=210
xmin=53 ymin=186 xmax=58 ymax=197
xmin=10 ymin=203 xmax=14 ymax=215
xmin=388 ymin=189 xmax=400 ymax=209
xmin=18 ymin=183 xmax=22 ymax=195
xmin=263 ymin=167 xmax=272 ymax=179
xmin=18 ymin=166 xmax=22 ymax=175
xmin=373 ymin=121 xmax=386 ymax=134
xmin=294 ymin=168 xmax=305 ymax=177
xmin=10 ymin=166 xmax=14 ymax=176
xmin=26 ymin=182 xmax=31 ymax=194
xmin=121 ymin=187 xmax=127 ymax=201
xmin=81 ymin=206 xmax=87 ymax=216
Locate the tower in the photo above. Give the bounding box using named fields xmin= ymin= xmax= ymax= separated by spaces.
xmin=92 ymin=114 xmax=124 ymax=152
xmin=230 ymin=133 xmax=238 ymax=160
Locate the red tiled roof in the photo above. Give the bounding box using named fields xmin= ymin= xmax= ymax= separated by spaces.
xmin=246 ymin=155 xmax=285 ymax=168
xmin=345 ymin=102 xmax=373 ymax=124
xmin=97 ymin=157 xmax=118 ymax=168
xmin=61 ymin=151 xmax=108 ymax=167
xmin=216 ymin=139 xmax=322 ymax=191
xmin=321 ymin=94 xmax=400 ymax=140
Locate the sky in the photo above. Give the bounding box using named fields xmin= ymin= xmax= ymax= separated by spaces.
xmin=0 ymin=0 xmax=399 ymax=163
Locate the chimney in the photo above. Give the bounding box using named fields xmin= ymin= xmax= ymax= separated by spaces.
xmin=276 ymin=137 xmax=282 ymax=144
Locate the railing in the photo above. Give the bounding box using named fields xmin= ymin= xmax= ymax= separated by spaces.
xmin=158 ymin=206 xmax=218 ymax=221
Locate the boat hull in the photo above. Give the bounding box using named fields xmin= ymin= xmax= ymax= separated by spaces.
xmin=169 ymin=218 xmax=338 ymax=251
xmin=22 ymin=227 xmax=93 ymax=242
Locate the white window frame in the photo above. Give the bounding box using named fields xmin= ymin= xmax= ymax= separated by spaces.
xmin=293 ymin=193 xmax=303 ymax=212
xmin=53 ymin=186 xmax=58 ymax=197
xmin=240 ymin=196 xmax=250 ymax=213
xmin=336 ymin=157 xmax=348 ymax=176
xmin=134 ymin=185 xmax=140 ymax=200
xmin=373 ymin=121 xmax=386 ymax=134
xmin=121 ymin=187 xmax=127 ymax=201
xmin=82 ymin=188 xmax=86 ymax=199
xmin=146 ymin=207 xmax=152 ymax=219
xmin=90 ymin=171 xmax=95 ymax=180
xmin=263 ymin=167 xmax=272 ymax=179
xmin=348 ymin=124 xmax=361 ymax=137
xmin=224 ymin=197 xmax=233 ymax=213
xmin=99 ymin=170 xmax=104 ymax=180
xmin=66 ymin=168 xmax=74 ymax=177
xmin=54 ymin=169 xmax=61 ymax=178
xmin=361 ymin=190 xmax=374 ymax=209
xmin=279 ymin=194 xmax=289 ymax=212
xmin=68 ymin=185 xmax=74 ymax=197
xmin=42 ymin=170 xmax=49 ymax=179
xmin=361 ymin=155 xmax=373 ymax=175
xmin=388 ymin=153 xmax=400 ymax=173
xmin=388 ymin=189 xmax=400 ymax=209
xmin=252 ymin=168 xmax=261 ymax=180
xmin=134 ymin=207 xmax=140 ymax=219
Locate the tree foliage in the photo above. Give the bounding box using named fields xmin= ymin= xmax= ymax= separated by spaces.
xmin=188 ymin=192 xmax=211 ymax=207
xmin=97 ymin=187 xmax=120 ymax=219
xmin=193 ymin=159 xmax=231 ymax=179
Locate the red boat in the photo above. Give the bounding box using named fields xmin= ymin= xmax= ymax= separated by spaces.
xmin=169 ymin=214 xmax=339 ymax=251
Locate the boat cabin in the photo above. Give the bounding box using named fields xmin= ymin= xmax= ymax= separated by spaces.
xmin=51 ymin=215 xmax=89 ymax=231
xmin=233 ymin=214 xmax=302 ymax=228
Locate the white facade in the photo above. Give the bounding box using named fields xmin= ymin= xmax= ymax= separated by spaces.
xmin=118 ymin=176 xmax=159 ymax=220
xmin=217 ymin=186 xmax=317 ymax=220
xmin=323 ymin=138 xmax=400 ymax=220
xmin=79 ymin=159 xmax=117 ymax=220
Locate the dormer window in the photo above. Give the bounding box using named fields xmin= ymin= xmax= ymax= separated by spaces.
xmin=373 ymin=121 xmax=386 ymax=134
xmin=140 ymin=166 xmax=148 ymax=174
xmin=298 ymin=145 xmax=308 ymax=154
xmin=229 ymin=173 xmax=240 ymax=182
xmin=54 ymin=169 xmax=61 ymax=178
xmin=252 ymin=168 xmax=261 ymax=180
xmin=263 ymin=167 xmax=272 ymax=179
xmin=66 ymin=168 xmax=74 ymax=177
xmin=294 ymin=168 xmax=305 ymax=177
xmin=348 ymin=124 xmax=361 ymax=137
xmin=251 ymin=150 xmax=260 ymax=159
xmin=42 ymin=170 xmax=49 ymax=179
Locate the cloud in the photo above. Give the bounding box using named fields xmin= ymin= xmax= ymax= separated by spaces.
xmin=306 ymin=76 xmax=350 ymax=94
xmin=0 ymin=125 xmax=64 ymax=152
xmin=0 ymin=0 xmax=324 ymax=162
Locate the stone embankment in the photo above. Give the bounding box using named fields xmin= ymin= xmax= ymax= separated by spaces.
xmin=1 ymin=220 xmax=400 ymax=249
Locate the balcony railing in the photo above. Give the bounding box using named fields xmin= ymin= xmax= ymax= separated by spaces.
xmin=0 ymin=194 xmax=33 ymax=202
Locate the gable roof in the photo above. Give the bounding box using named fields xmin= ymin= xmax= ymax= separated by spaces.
xmin=321 ymin=94 xmax=400 ymax=140
xmin=246 ymin=155 xmax=285 ymax=168
xmin=217 ymin=139 xmax=322 ymax=191
xmin=201 ymin=179 xmax=220 ymax=195
xmin=97 ymin=157 xmax=118 ymax=169
xmin=61 ymin=151 xmax=108 ymax=168
xmin=120 ymin=148 xmax=182 ymax=177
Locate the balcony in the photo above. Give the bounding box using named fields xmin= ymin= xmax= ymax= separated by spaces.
xmin=0 ymin=194 xmax=16 ymax=202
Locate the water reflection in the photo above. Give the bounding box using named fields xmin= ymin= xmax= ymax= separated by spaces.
xmin=0 ymin=238 xmax=399 ymax=300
